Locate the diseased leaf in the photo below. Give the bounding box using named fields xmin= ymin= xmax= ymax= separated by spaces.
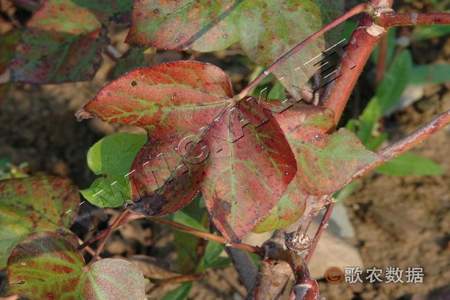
xmin=82 ymin=133 xmax=147 ymax=208
xmin=7 ymin=232 xmax=146 ymax=299
xmin=82 ymin=258 xmax=146 ymax=300
xmin=253 ymin=178 xmax=307 ymax=233
xmin=129 ymin=138 xmax=206 ymax=216
xmin=201 ymin=98 xmax=297 ymax=241
xmin=84 ymin=60 xmax=234 ymax=216
xmin=127 ymin=0 xmax=343 ymax=98
xmin=84 ymin=60 xmax=233 ymax=137
xmin=293 ymin=128 xmax=379 ymax=195
xmin=376 ymin=153 xmax=444 ymax=176
xmin=272 ymin=103 xmax=378 ymax=195
xmin=0 ymin=176 xmax=79 ymax=269
xmin=7 ymin=232 xmax=84 ymax=299
xmin=10 ymin=0 xmax=106 ymax=83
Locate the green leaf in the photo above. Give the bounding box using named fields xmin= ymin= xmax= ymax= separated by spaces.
xmin=80 ymin=176 xmax=130 ymax=208
xmin=376 ymin=153 xmax=444 ymax=176
xmin=83 ymin=133 xmax=146 ymax=208
xmin=171 ymin=197 xmax=207 ymax=272
xmin=127 ymin=0 xmax=343 ymax=99
xmin=0 ymin=30 xmax=20 ymax=74
xmin=410 ymin=64 xmax=450 ymax=85
xmin=268 ymin=81 xmax=286 ymax=100
xmin=0 ymin=176 xmax=79 ymax=269
xmin=197 ymin=241 xmax=230 ymax=272
xmin=412 ymin=25 xmax=450 ymax=41
xmin=87 ymin=133 xmax=147 ymax=176
xmin=162 ymin=283 xmax=192 ymax=300
xmin=73 ymin=0 xmax=133 ymax=20
xmin=7 ymin=232 xmax=146 ymax=299
xmin=359 ymin=50 xmax=413 ymax=144
xmin=173 ymin=231 xmax=199 ymax=273
xmin=11 ymin=0 xmax=106 ymax=83
xmin=371 ymin=27 xmax=396 ymax=66
xmin=111 ymin=47 xmax=148 ymax=79
xmin=172 ymin=210 xmax=206 ymax=231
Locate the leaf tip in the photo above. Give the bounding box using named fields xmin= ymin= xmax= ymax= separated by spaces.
xmin=75 ymin=109 xmax=93 ymax=121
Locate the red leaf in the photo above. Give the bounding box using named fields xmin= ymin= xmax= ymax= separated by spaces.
xmin=201 ymin=98 xmax=297 ymax=241
xmin=83 ymin=60 xmax=235 ymax=215
xmin=129 ymin=138 xmax=207 ymax=216
xmin=83 ymin=60 xmax=233 ymax=138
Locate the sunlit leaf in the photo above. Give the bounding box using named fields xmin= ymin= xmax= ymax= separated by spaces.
xmin=10 ymin=0 xmax=106 ymax=83
xmin=410 ymin=64 xmax=450 ymax=85
xmin=201 ymin=98 xmax=297 ymax=240
xmin=87 ymin=133 xmax=147 ymax=176
xmin=7 ymin=232 xmax=146 ymax=299
xmin=127 ymin=0 xmax=343 ymax=98
xmin=376 ymin=153 xmax=444 ymax=176
xmin=0 ymin=176 xmax=79 ymax=269
xmin=82 ymin=133 xmax=147 ymax=208
xmin=84 ymin=60 xmax=234 ymax=216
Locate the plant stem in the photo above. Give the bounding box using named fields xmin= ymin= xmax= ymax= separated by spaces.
xmin=322 ymin=18 xmax=383 ymax=124
xmin=377 ymin=12 xmax=450 ymax=27
xmin=304 ymin=202 xmax=334 ymax=264
xmin=353 ymin=109 xmax=450 ymax=180
xmin=152 ymin=217 xmax=263 ymax=256
xmin=236 ymin=3 xmax=369 ymax=100
xmin=375 ymin=34 xmax=388 ymax=84
xmin=92 ymin=210 xmax=136 ymax=260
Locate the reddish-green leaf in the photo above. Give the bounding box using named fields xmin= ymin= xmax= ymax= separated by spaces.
xmin=201 ymin=98 xmax=297 ymax=241
xmin=252 ymin=178 xmax=307 ymax=233
xmin=129 ymin=139 xmax=206 ymax=216
xmin=83 ymin=60 xmax=233 ymax=137
xmin=10 ymin=0 xmax=106 ymax=83
xmin=84 ymin=60 xmax=234 ymax=215
xmin=127 ymin=0 xmax=343 ymax=98
xmin=7 ymin=232 xmax=146 ymax=299
xmin=0 ymin=176 xmax=79 ymax=269
xmin=273 ymin=103 xmax=379 ymax=196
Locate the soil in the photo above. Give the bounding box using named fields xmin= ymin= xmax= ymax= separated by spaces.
xmin=0 ymin=1 xmax=449 ymax=299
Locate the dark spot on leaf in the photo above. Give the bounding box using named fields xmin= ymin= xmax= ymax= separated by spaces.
xmin=131 ymin=80 xmax=137 ymax=87
xmin=153 ymin=8 xmax=160 ymax=15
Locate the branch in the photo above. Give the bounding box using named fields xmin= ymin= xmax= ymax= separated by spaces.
xmin=236 ymin=3 xmax=369 ymax=100
xmin=322 ymin=17 xmax=385 ymax=124
xmin=377 ymin=12 xmax=450 ymax=27
xmin=353 ymin=109 xmax=450 ymax=180
xmin=304 ymin=202 xmax=334 ymax=264
xmin=375 ymin=34 xmax=388 ymax=84
xmin=152 ymin=217 xmax=263 ymax=256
